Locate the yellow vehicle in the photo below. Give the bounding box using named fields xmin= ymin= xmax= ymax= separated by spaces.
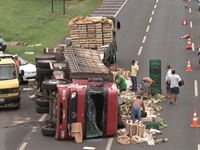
xmin=0 ymin=54 xmax=23 ymax=108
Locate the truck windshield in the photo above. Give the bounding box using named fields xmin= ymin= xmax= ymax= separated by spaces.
xmin=0 ymin=64 xmax=16 ymax=80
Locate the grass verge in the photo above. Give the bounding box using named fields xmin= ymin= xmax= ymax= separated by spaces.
xmin=0 ymin=0 xmax=102 ymax=63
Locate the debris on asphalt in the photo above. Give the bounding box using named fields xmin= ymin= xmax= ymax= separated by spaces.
xmin=109 ymin=64 xmax=169 ymax=145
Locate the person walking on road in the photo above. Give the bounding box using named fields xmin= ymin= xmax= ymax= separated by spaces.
xmin=165 ymin=65 xmax=172 ymax=99
xmin=115 ymin=74 xmax=127 ymax=93
xmin=167 ymin=69 xmax=181 ymax=105
xmin=140 ymin=77 xmax=157 ymax=96
xmin=131 ymin=60 xmax=139 ymax=91
xmin=130 ymin=95 xmax=145 ymax=123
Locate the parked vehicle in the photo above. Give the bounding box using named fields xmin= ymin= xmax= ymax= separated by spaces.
xmin=0 ymin=37 xmax=7 ymax=52
xmin=3 ymin=54 xmax=37 ymax=83
xmin=0 ymin=52 xmax=24 ymax=108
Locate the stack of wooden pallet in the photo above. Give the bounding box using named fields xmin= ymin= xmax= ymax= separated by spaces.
xmin=69 ymin=16 xmax=113 ymax=48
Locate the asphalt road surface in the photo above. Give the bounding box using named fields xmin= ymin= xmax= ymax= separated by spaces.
xmin=1 ymin=0 xmax=200 ymax=149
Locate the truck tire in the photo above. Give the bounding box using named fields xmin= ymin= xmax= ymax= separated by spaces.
xmin=41 ymin=125 xmax=56 ymax=137
xmin=35 ymin=55 xmax=56 ymax=62
xmin=36 ymin=105 xmax=49 ymax=114
xmin=37 ymin=92 xmax=44 ymax=98
xmin=36 ymin=98 xmax=49 ymax=107
xmin=37 ymin=68 xmax=53 ymax=76
xmin=42 ymin=79 xmax=66 ymax=91
xmin=36 ymin=60 xmax=57 ymax=69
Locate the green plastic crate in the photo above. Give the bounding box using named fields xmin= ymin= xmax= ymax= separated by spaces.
xmin=150 ymin=73 xmax=161 ymax=87
xmin=145 ymin=122 xmax=159 ymax=129
xmin=149 ymin=59 xmax=161 ymax=70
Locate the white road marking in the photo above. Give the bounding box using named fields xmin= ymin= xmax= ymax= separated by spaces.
xmin=190 ymin=21 xmax=193 ymax=28
xmin=19 ymin=142 xmax=28 ymax=150
xmin=38 ymin=113 xmax=48 ymax=122
xmin=146 ymin=25 xmax=150 ymax=32
xmin=105 ymin=138 xmax=114 ymax=150
xmin=142 ymin=36 xmax=147 ymax=43
xmin=94 ymin=10 xmax=117 ymax=13
xmin=90 ymin=14 xmax=115 ymax=17
xmin=189 ymin=8 xmax=191 ymax=13
xmin=154 ymin=4 xmax=157 ymax=9
xmin=66 ymin=37 xmax=71 ymax=40
xmin=103 ymin=1 xmax=124 ymax=3
xmin=114 ymin=0 xmax=128 ymax=17
xmin=97 ymin=8 xmax=119 ymax=10
xmin=138 ymin=46 xmax=143 ymax=55
xmin=135 ymin=61 xmax=138 ymax=64
xmin=151 ymin=10 xmax=155 ymax=15
xmin=156 ymin=0 xmax=159 ymax=3
xmin=194 ymin=80 xmax=198 ymax=97
xmin=192 ymin=43 xmax=194 ymax=51
xmin=101 ymin=5 xmax=121 ymax=6
xmin=149 ymin=17 xmax=152 ymax=23
xmin=189 ymin=0 xmax=191 ymax=2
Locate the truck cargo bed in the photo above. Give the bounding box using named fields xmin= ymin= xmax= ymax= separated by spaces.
xmin=63 ymin=46 xmax=113 ymax=81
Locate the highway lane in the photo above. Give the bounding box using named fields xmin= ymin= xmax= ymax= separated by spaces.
xmin=8 ymin=0 xmax=200 ymax=150
xmin=116 ymin=0 xmax=156 ymax=68
xmin=0 ymin=85 xmax=42 ymax=150
xmin=113 ymin=0 xmax=200 ymax=149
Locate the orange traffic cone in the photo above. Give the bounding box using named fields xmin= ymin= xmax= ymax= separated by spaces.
xmin=191 ymin=110 xmax=200 ymax=127
xmin=185 ymin=3 xmax=188 ymax=8
xmin=186 ymin=59 xmax=192 ymax=71
xmin=182 ymin=20 xmax=187 ymax=25
xmin=181 ymin=33 xmax=190 ymax=39
xmin=186 ymin=38 xmax=192 ymax=50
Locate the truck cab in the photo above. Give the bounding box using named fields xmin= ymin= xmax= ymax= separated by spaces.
xmin=55 ymin=77 xmax=118 ymax=140
xmin=0 ymin=53 xmax=21 ymax=109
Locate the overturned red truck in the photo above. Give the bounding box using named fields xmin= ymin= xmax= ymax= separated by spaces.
xmin=37 ymin=16 xmax=121 ymax=140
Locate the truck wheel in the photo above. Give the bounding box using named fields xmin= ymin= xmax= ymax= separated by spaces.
xmin=35 ymin=55 xmax=56 ymax=62
xmin=41 ymin=125 xmax=56 ymax=137
xmin=37 ymin=92 xmax=44 ymax=98
xmin=37 ymin=68 xmax=53 ymax=76
xmin=42 ymin=79 xmax=66 ymax=91
xmin=36 ymin=105 xmax=49 ymax=114
xmin=18 ymin=74 xmax=24 ymax=84
xmin=36 ymin=60 xmax=57 ymax=69
xmin=36 ymin=98 xmax=49 ymax=107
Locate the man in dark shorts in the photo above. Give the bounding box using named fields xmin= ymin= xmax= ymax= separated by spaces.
xmin=167 ymin=69 xmax=181 ymax=105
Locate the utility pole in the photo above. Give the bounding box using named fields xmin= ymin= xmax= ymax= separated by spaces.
xmin=63 ymin=0 xmax=65 ymax=14
xmin=51 ymin=0 xmax=54 ymax=13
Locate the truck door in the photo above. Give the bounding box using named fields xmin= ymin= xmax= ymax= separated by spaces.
xmin=84 ymin=78 xmax=108 ymax=138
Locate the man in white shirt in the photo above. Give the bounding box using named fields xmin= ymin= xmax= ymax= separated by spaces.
xmin=167 ymin=69 xmax=181 ymax=105
xmin=165 ymin=65 xmax=172 ymax=99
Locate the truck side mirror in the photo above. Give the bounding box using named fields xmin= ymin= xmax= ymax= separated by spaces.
xmin=116 ymin=21 xmax=121 ymax=30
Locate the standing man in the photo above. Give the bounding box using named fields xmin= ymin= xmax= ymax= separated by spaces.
xmin=14 ymin=54 xmax=21 ymax=76
xmin=115 ymin=74 xmax=127 ymax=93
xmin=168 ymin=69 xmax=181 ymax=105
xmin=130 ymin=95 xmax=145 ymax=123
xmin=131 ymin=60 xmax=139 ymax=91
xmin=165 ymin=65 xmax=172 ymax=99
xmin=140 ymin=77 xmax=157 ymax=96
